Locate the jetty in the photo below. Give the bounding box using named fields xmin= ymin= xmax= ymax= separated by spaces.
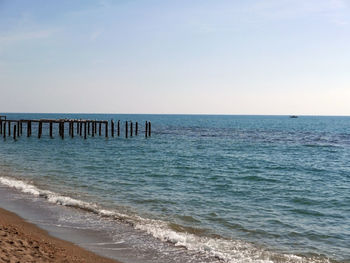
xmin=0 ymin=115 xmax=151 ymax=140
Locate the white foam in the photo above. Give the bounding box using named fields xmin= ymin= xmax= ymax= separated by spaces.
xmin=0 ymin=176 xmax=332 ymax=263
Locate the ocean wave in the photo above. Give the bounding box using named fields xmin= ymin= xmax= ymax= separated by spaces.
xmin=0 ymin=176 xmax=333 ymax=263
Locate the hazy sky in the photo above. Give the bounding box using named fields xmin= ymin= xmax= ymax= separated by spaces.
xmin=0 ymin=0 xmax=349 ymax=115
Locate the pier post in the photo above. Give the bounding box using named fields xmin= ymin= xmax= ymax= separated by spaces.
xmin=92 ymin=121 xmax=95 ymax=137
xmin=105 ymin=122 xmax=108 ymax=138
xmin=27 ymin=121 xmax=30 ymax=137
xmin=13 ymin=125 xmax=16 ymax=140
xmin=79 ymin=122 xmax=82 ymax=136
xmin=19 ymin=121 xmax=22 ymax=136
xmin=117 ymin=121 xmax=120 ymax=137
xmin=125 ymin=121 xmax=128 ymax=138
xmin=88 ymin=122 xmax=90 ymax=135
xmin=3 ymin=121 xmax=6 ymax=138
xmin=145 ymin=121 xmax=148 ymax=138
xmin=71 ymin=121 xmax=74 ymax=138
xmin=148 ymin=122 xmax=151 ymax=137
xmin=8 ymin=121 xmax=11 ymax=136
xmin=111 ymin=120 xmax=114 ymax=137
xmin=99 ymin=122 xmax=102 ymax=136
xmin=38 ymin=121 xmax=42 ymax=138
xmin=84 ymin=122 xmax=87 ymax=139
xmin=49 ymin=122 xmax=53 ymax=138
xmin=130 ymin=122 xmax=133 ymax=137
xmin=61 ymin=122 xmax=65 ymax=139
xmin=0 ymin=121 xmax=2 ymax=135
xmin=135 ymin=122 xmax=138 ymax=136
xmin=17 ymin=121 xmax=20 ymax=137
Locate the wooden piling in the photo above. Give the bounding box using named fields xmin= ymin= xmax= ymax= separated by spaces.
xmin=88 ymin=122 xmax=90 ymax=135
xmin=125 ymin=121 xmax=128 ymax=138
xmin=8 ymin=121 xmax=11 ymax=136
xmin=92 ymin=121 xmax=95 ymax=137
xmin=27 ymin=121 xmax=30 ymax=137
xmin=0 ymin=121 xmax=2 ymax=135
xmin=117 ymin=121 xmax=120 ymax=137
xmin=14 ymin=125 xmax=17 ymax=140
xmin=111 ymin=120 xmax=114 ymax=137
xmin=99 ymin=122 xmax=102 ymax=136
xmin=3 ymin=121 xmax=6 ymax=138
xmin=105 ymin=122 xmax=108 ymax=138
xmin=148 ymin=121 xmax=151 ymax=137
xmin=61 ymin=122 xmax=64 ymax=139
xmin=135 ymin=122 xmax=138 ymax=136
xmin=38 ymin=121 xmax=42 ymax=138
xmin=79 ymin=122 xmax=82 ymax=136
xmin=145 ymin=121 xmax=148 ymax=138
xmin=19 ymin=121 xmax=22 ymax=136
xmin=71 ymin=121 xmax=74 ymax=138
xmin=49 ymin=122 xmax=53 ymax=138
xmin=130 ymin=122 xmax=133 ymax=137
xmin=84 ymin=122 xmax=87 ymax=139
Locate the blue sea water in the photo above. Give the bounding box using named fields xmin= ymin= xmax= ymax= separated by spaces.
xmin=0 ymin=114 xmax=349 ymax=263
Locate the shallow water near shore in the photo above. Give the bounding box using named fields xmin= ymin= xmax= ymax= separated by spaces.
xmin=0 ymin=114 xmax=349 ymax=263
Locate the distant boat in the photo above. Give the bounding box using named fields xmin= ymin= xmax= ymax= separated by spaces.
xmin=289 ymin=115 xmax=298 ymax=118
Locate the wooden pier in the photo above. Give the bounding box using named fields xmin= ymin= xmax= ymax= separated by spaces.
xmin=0 ymin=116 xmax=151 ymax=140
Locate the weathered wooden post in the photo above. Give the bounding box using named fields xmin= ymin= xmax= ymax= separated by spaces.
xmin=61 ymin=121 xmax=64 ymax=140
xmin=111 ymin=120 xmax=114 ymax=137
xmin=88 ymin=122 xmax=90 ymax=135
xmin=27 ymin=121 xmax=30 ymax=137
xmin=125 ymin=121 xmax=128 ymax=138
xmin=145 ymin=121 xmax=148 ymax=138
xmin=68 ymin=122 xmax=71 ymax=137
xmin=71 ymin=121 xmax=74 ymax=138
xmin=19 ymin=121 xmax=22 ymax=136
xmin=49 ymin=122 xmax=53 ymax=138
xmin=3 ymin=121 xmax=6 ymax=138
xmin=16 ymin=121 xmax=19 ymax=137
xmin=105 ymin=121 xmax=108 ymax=138
xmin=135 ymin=122 xmax=138 ymax=136
xmin=38 ymin=121 xmax=42 ymax=138
xmin=99 ymin=122 xmax=102 ymax=136
xmin=79 ymin=122 xmax=82 ymax=136
xmin=92 ymin=121 xmax=95 ymax=137
xmin=84 ymin=121 xmax=87 ymax=139
xmin=148 ymin=121 xmax=151 ymax=137
xmin=0 ymin=120 xmax=2 ymax=135
xmin=8 ymin=121 xmax=11 ymax=136
xmin=130 ymin=122 xmax=133 ymax=137
xmin=117 ymin=120 xmax=120 ymax=137
xmin=14 ymin=125 xmax=17 ymax=140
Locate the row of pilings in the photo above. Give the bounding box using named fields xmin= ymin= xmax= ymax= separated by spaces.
xmin=0 ymin=118 xmax=152 ymax=140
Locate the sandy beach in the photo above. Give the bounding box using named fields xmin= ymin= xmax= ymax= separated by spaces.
xmin=0 ymin=207 xmax=121 ymax=263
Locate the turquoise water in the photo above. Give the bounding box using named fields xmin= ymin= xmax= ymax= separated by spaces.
xmin=0 ymin=114 xmax=349 ymax=263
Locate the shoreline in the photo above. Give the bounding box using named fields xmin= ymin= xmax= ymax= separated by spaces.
xmin=0 ymin=206 xmax=122 ymax=263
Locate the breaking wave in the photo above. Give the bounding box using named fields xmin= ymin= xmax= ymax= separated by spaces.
xmin=0 ymin=176 xmax=333 ymax=263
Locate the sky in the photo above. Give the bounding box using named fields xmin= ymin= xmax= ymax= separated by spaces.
xmin=0 ymin=0 xmax=349 ymax=115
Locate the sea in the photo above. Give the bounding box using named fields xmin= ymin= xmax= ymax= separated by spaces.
xmin=0 ymin=113 xmax=349 ymax=263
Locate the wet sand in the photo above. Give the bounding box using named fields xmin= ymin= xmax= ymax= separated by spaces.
xmin=0 ymin=207 xmax=121 ymax=263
